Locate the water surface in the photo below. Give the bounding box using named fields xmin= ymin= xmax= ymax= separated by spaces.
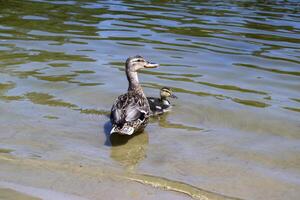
xmin=0 ymin=0 xmax=300 ymax=199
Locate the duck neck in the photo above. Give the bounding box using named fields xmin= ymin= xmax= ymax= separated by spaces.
xmin=160 ymin=96 xmax=166 ymax=101
xmin=126 ymin=70 xmax=143 ymax=93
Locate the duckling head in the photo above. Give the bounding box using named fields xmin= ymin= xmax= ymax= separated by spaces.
xmin=126 ymin=55 xmax=159 ymax=72
xmin=160 ymin=87 xmax=177 ymax=99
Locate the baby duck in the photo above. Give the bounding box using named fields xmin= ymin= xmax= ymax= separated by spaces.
xmin=110 ymin=55 xmax=159 ymax=135
xmin=147 ymin=87 xmax=177 ymax=116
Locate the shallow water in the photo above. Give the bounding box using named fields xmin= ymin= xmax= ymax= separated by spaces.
xmin=0 ymin=0 xmax=300 ymax=199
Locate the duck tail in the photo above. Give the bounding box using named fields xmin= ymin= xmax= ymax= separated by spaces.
xmin=110 ymin=125 xmax=134 ymax=135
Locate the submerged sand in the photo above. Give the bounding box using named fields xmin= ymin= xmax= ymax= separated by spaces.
xmin=0 ymin=96 xmax=299 ymax=200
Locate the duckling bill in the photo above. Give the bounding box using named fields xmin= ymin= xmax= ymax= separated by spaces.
xmin=110 ymin=55 xmax=159 ymax=135
xmin=147 ymin=87 xmax=177 ymax=116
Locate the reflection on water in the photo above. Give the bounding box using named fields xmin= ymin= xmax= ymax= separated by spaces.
xmin=110 ymin=132 xmax=148 ymax=170
xmin=104 ymin=121 xmax=148 ymax=169
xmin=232 ymin=98 xmax=269 ymax=108
xmin=283 ymin=106 xmax=300 ymax=113
xmin=0 ymin=148 xmax=14 ymax=154
xmin=25 ymin=92 xmax=77 ymax=108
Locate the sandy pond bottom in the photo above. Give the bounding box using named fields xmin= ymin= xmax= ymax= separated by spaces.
xmin=0 ymin=98 xmax=245 ymax=200
xmin=0 ymin=161 xmax=191 ymax=200
xmin=0 ymin=92 xmax=299 ymax=200
xmin=0 ymin=98 xmax=234 ymax=200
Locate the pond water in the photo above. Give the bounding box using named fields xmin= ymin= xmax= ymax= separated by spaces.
xmin=0 ymin=0 xmax=300 ymax=199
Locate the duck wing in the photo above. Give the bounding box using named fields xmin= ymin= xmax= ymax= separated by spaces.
xmin=147 ymin=97 xmax=165 ymax=115
xmin=125 ymin=101 xmax=147 ymax=122
xmin=111 ymin=92 xmax=148 ymax=130
xmin=147 ymin=97 xmax=158 ymax=112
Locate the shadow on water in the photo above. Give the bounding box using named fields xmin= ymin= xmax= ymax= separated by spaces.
xmin=103 ymin=121 xmax=147 ymax=146
xmin=103 ymin=121 xmax=148 ymax=169
xmin=103 ymin=121 xmax=113 ymax=146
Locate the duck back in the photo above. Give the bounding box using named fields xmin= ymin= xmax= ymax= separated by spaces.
xmin=110 ymin=91 xmax=150 ymax=135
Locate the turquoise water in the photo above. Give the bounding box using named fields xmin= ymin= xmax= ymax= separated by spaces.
xmin=0 ymin=1 xmax=300 ymax=199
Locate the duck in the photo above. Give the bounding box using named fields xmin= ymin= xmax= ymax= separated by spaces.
xmin=147 ymin=87 xmax=177 ymax=116
xmin=110 ymin=55 xmax=159 ymax=135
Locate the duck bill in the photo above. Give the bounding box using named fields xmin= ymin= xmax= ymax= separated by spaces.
xmin=144 ymin=62 xmax=159 ymax=68
xmin=171 ymin=94 xmax=178 ymax=99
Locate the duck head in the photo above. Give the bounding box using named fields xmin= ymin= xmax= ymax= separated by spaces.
xmin=126 ymin=55 xmax=159 ymax=72
xmin=126 ymin=55 xmax=159 ymax=91
xmin=160 ymin=87 xmax=177 ymax=99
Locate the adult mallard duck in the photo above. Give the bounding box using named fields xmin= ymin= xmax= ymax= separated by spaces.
xmin=110 ymin=55 xmax=159 ymax=135
xmin=147 ymin=87 xmax=177 ymax=116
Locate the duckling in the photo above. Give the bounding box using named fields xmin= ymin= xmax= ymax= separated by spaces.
xmin=147 ymin=87 xmax=177 ymax=116
xmin=110 ymin=55 xmax=159 ymax=135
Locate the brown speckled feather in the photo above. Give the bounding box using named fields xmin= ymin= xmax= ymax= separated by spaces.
xmin=110 ymin=90 xmax=150 ymax=135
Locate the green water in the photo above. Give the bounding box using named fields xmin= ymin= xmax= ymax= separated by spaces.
xmin=0 ymin=0 xmax=300 ymax=200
